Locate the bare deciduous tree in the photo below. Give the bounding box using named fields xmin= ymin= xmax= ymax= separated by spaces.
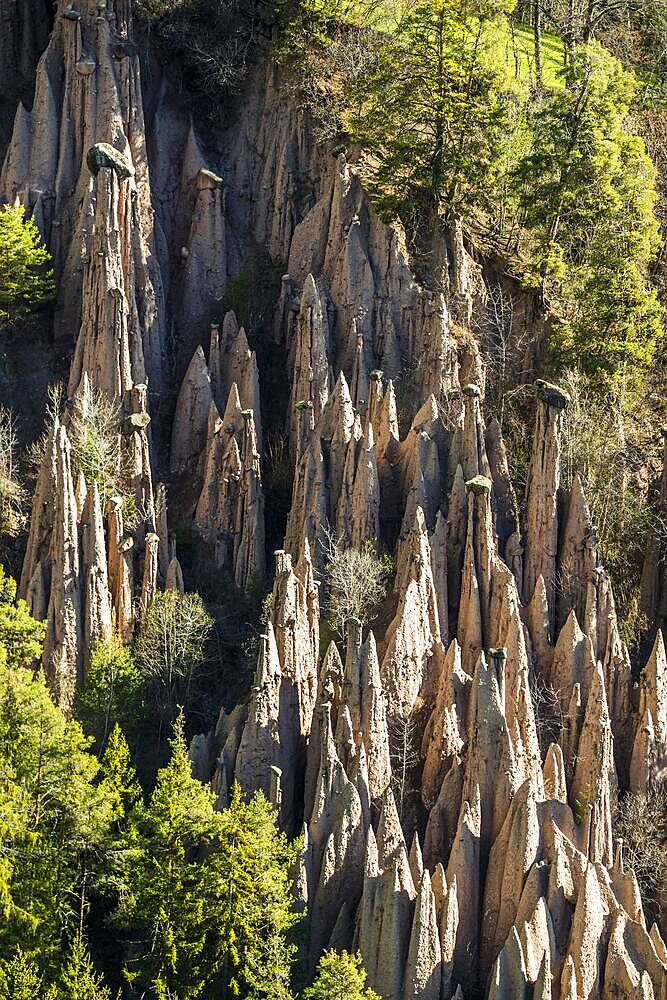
xmin=319 ymin=526 xmax=392 ymax=641
xmin=135 ymin=590 xmax=213 ymax=736
xmin=0 ymin=408 xmax=25 ymax=538
xmin=69 ymin=380 xmax=124 ymax=510
xmin=529 ymin=673 xmax=565 ymax=756
xmin=614 ymin=786 xmax=667 ymax=923
xmin=389 ymin=714 xmax=421 ymax=820
xmin=476 ymin=284 xmax=532 ymax=430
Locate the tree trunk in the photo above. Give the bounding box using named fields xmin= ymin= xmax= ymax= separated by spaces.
xmin=583 ymin=0 xmax=594 ymax=42
xmin=565 ymin=0 xmax=575 ymax=67
xmin=534 ymin=0 xmax=543 ymax=89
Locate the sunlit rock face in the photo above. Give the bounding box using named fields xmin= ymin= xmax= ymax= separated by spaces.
xmin=4 ymin=9 xmax=667 ymax=997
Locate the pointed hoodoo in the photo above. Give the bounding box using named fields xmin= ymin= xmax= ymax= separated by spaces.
xmin=457 ymin=474 xmax=494 ymax=672
xmin=415 ymin=291 xmax=459 ymax=407
xmin=20 ymin=414 xmax=60 ymax=602
xmin=234 ymin=623 xmax=283 ymax=802
xmin=523 ymin=379 xmax=569 ymax=639
xmin=284 ymin=371 xmax=356 ymax=560
xmin=381 ymin=506 xmax=441 ymax=718
xmin=421 ymin=639 xmax=466 ymax=809
xmin=631 ymin=630 xmax=667 ymax=790
xmin=2 ymin=0 xmax=166 ymax=370
xmin=447 ymin=455 xmax=467 ymax=580
xmin=350 ymin=422 xmax=381 ymax=548
xmin=234 ymin=407 xmax=266 ymax=589
xmin=403 ymin=870 xmax=442 ymax=1000
xmin=80 ymin=480 xmax=112 ymax=663
xmin=69 ymin=157 xmax=142 ymax=404
xmin=272 ymin=544 xmax=320 ymax=738
xmin=209 ymin=311 xmax=263 ymax=453
xmin=571 ymin=663 xmax=616 ymax=867
xmin=41 ymin=425 xmax=83 ymax=711
xmin=429 ymin=510 xmax=449 ymax=647
xmin=372 ymin=375 xmax=400 ymax=464
xmin=192 ymin=383 xmax=265 ymax=590
xmin=485 ymin=416 xmax=523 ymax=586
xmin=127 ymin=382 xmax=156 ymax=534
xmin=446 ymin=786 xmax=482 ymax=992
xmin=288 ymin=275 xmax=332 ymax=456
xmin=179 ymin=169 xmax=227 ymax=359
xmin=165 ymin=556 xmax=185 ymax=595
xmin=170 ymin=346 xmax=213 ymax=475
xmin=460 ymin=383 xmax=490 ymax=481
xmin=359 ymin=630 xmax=392 ymax=802
xmin=399 ymin=397 xmax=442 ymax=538
xmin=140 ymin=532 xmax=160 ymax=614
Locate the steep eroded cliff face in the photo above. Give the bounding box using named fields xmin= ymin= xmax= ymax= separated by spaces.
xmin=2 ymin=1 xmax=666 ymax=996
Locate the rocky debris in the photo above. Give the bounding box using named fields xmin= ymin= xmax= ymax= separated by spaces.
xmin=86 ymin=141 xmax=134 ymax=180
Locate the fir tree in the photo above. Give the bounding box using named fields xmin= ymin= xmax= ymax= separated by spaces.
xmin=0 ymin=566 xmax=45 ymax=669
xmin=348 ymin=0 xmax=515 ymax=265
xmin=46 ymin=936 xmax=111 ymax=1000
xmin=0 ymin=205 xmax=54 ymax=322
xmin=513 ymin=44 xmax=662 ymax=387
xmin=304 ymin=951 xmax=380 ymax=1000
xmin=117 ymin=723 xmax=299 ymax=999
xmin=0 ymin=576 xmax=110 ymax=966
xmin=0 ymin=948 xmax=43 ymax=1000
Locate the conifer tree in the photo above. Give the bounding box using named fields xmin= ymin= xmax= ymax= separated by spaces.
xmin=0 ymin=575 xmax=110 ymax=965
xmin=513 ymin=44 xmax=662 ymax=387
xmin=46 ymin=936 xmax=111 ymax=1000
xmin=348 ymin=0 xmax=514 ymax=252
xmin=98 ymin=725 xmax=142 ymax=830
xmin=305 ymin=952 xmax=380 ymax=1000
xmin=0 ymin=205 xmax=54 ymax=323
xmin=0 ymin=949 xmax=43 ymax=1000
xmin=0 ymin=566 xmax=45 ymax=669
xmin=117 ymin=722 xmax=299 ymax=999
